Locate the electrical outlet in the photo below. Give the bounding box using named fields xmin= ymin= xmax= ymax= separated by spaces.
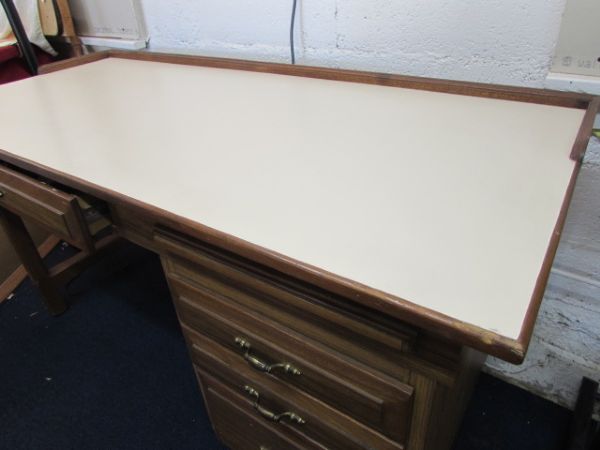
xmin=69 ymin=0 xmax=148 ymax=41
xmin=552 ymin=0 xmax=600 ymax=77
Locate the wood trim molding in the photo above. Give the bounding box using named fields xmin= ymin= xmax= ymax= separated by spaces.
xmin=108 ymin=50 xmax=594 ymax=109
xmin=570 ymin=98 xmax=600 ymax=161
xmin=0 ymin=149 xmax=531 ymax=362
xmin=2 ymin=50 xmax=598 ymax=363
xmin=0 ymin=235 xmax=61 ymax=303
xmin=517 ymin=156 xmax=584 ymax=356
xmin=37 ymin=50 xmax=110 ymax=75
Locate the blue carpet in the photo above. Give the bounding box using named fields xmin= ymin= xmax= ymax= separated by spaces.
xmin=0 ymin=243 xmax=571 ymax=449
xmin=454 ymin=371 xmax=570 ymax=450
xmin=0 ymin=244 xmax=225 ymax=450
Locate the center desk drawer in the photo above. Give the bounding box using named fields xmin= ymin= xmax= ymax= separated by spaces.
xmin=172 ymin=276 xmax=413 ymax=444
xmin=0 ymin=165 xmax=89 ymax=248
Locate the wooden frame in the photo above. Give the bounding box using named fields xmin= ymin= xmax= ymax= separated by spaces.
xmin=0 ymin=163 xmax=120 ymax=314
xmin=49 ymin=0 xmax=84 ymax=57
xmin=4 ymin=50 xmax=598 ymax=363
xmin=0 ymin=235 xmax=60 ymax=303
xmin=0 ymin=205 xmax=120 ymax=314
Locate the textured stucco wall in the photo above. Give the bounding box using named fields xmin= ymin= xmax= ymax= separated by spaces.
xmin=140 ymin=0 xmax=569 ymax=86
xmin=138 ymin=0 xmax=599 ymax=410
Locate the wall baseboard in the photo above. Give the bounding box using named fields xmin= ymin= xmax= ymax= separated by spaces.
xmin=545 ymin=72 xmax=600 ymax=95
xmin=80 ymin=36 xmax=147 ymax=50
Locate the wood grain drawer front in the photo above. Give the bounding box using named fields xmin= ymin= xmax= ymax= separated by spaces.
xmin=172 ymin=276 xmax=413 ymax=444
xmin=152 ymin=230 xmax=440 ymax=382
xmin=187 ymin=327 xmax=404 ymax=450
xmin=0 ymin=166 xmax=88 ymax=248
xmin=110 ymin=204 xmax=160 ymax=253
xmin=200 ymin=371 xmax=324 ymax=450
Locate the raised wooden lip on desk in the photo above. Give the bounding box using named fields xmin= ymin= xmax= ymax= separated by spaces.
xmin=22 ymin=51 xmax=600 ymax=363
xmin=39 ymin=50 xmax=594 ymax=108
xmin=39 ymin=50 xmax=597 ymax=161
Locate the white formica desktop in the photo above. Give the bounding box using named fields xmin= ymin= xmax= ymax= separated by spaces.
xmin=0 ymin=51 xmax=597 ymax=450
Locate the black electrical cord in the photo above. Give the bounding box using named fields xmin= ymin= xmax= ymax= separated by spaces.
xmin=290 ymin=0 xmax=298 ymax=64
xmin=0 ymin=0 xmax=38 ymax=75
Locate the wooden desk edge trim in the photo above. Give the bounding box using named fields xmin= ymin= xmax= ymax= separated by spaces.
xmin=106 ymin=50 xmax=595 ymax=110
xmin=0 ymin=148 xmax=524 ymax=363
xmin=39 ymin=50 xmax=599 ymax=162
xmin=570 ymin=98 xmax=600 ymax=161
xmin=519 ymin=97 xmax=597 ymax=354
xmin=11 ymin=51 xmax=597 ymax=364
xmin=39 ymin=50 xmax=594 ymax=109
xmin=518 ymin=157 xmax=583 ymax=355
xmin=37 ymin=50 xmax=110 ymax=75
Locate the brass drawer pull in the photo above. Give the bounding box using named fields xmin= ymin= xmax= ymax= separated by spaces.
xmin=0 ymin=190 xmax=4 ymax=198
xmin=244 ymin=385 xmax=306 ymax=425
xmin=235 ymin=337 xmax=301 ymax=376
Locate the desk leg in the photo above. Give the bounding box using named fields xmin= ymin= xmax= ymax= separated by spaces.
xmin=0 ymin=208 xmax=67 ymax=315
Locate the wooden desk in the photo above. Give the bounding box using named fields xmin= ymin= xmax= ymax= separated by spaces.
xmin=0 ymin=51 xmax=597 ymax=449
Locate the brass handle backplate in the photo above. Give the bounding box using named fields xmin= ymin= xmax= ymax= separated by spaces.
xmin=235 ymin=337 xmax=301 ymax=376
xmin=244 ymin=385 xmax=306 ymax=425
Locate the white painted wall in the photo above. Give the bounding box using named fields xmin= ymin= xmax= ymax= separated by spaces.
xmin=138 ymin=0 xmax=600 ymax=410
xmin=139 ymin=0 xmax=568 ymax=86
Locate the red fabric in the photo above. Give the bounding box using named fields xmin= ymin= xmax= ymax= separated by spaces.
xmin=0 ymin=45 xmax=20 ymax=64
xmin=0 ymin=44 xmax=55 ymax=85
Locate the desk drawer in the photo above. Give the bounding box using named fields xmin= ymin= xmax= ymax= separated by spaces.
xmin=0 ymin=165 xmax=90 ymax=249
xmin=172 ymin=276 xmax=413 ymax=443
xmin=200 ymin=371 xmax=323 ymax=450
xmin=154 ymin=229 xmax=433 ymax=380
xmin=188 ymin=327 xmax=404 ymax=450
